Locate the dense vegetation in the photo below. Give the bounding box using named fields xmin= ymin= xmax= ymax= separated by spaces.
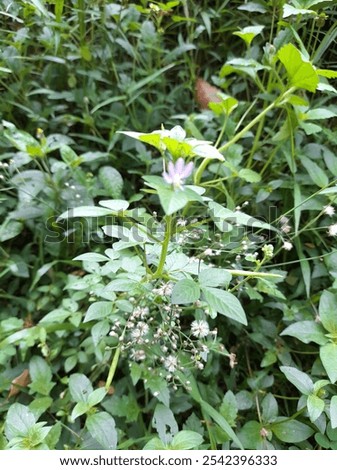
xmin=1 ymin=0 xmax=337 ymax=450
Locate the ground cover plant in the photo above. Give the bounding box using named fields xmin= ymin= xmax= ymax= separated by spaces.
xmin=1 ymin=0 xmax=337 ymax=450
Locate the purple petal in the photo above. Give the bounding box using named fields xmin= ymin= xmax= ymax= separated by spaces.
xmin=175 ymin=158 xmax=185 ymax=176
xmin=180 ymin=161 xmax=194 ymax=179
xmin=162 ymin=171 xmax=173 ymax=184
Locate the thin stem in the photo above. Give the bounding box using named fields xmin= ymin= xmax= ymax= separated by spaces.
xmin=105 ymin=345 xmax=121 ymax=391
xmin=194 ymin=87 xmax=296 ymax=184
xmin=153 ymin=214 xmax=172 ymax=277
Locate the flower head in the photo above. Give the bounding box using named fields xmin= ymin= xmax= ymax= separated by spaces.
xmin=324 ymin=205 xmax=335 ymax=217
xmin=191 ymin=320 xmax=210 ymax=339
xmin=328 ymin=223 xmax=337 ymax=236
xmin=163 ymin=158 xmax=194 ymax=189
xmin=282 ymin=241 xmax=293 ymax=251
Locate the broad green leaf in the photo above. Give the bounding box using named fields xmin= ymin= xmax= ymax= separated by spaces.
xmin=29 ymin=356 xmax=55 ymax=395
xmin=320 ymin=343 xmax=337 ymax=383
xmin=0 ymin=219 xmax=23 ymax=242
xmin=157 ymin=187 xmax=189 ymax=215
xmin=280 ymin=366 xmax=314 ymax=395
xmin=301 ymin=155 xmax=329 ymax=188
xmin=307 ymin=394 xmax=325 ymax=422
xmin=317 ymin=69 xmax=337 ymax=79
xmin=143 ymin=437 xmax=166 ymax=450
xmin=283 ymin=4 xmax=316 ymax=17
xmin=98 ymin=199 xmax=129 ymax=212
xmin=86 ymin=412 xmax=117 ymax=450
xmin=237 ymin=421 xmax=266 ymax=449
xmin=272 ymin=418 xmax=314 ymax=443
xmin=71 ymin=402 xmax=90 ymax=420
xmin=330 ymin=396 xmax=337 ymax=429
xmin=319 ymin=290 xmax=337 ymax=334
xmin=73 ymin=253 xmax=110 ymax=262
xmin=261 ymin=393 xmax=278 ymax=422
xmin=201 ymin=286 xmax=247 ymax=325
xmin=281 ymin=321 xmax=327 ymax=345
xmin=238 ymin=168 xmax=261 ymax=183
xmin=58 ymin=206 xmax=112 ymax=219
xmin=68 ymin=374 xmax=93 ymax=403
xmin=278 ymin=43 xmax=318 ymax=92
xmin=198 ymin=268 xmax=232 ymax=288
xmin=153 ymin=404 xmax=178 ymax=445
xmin=233 ymin=25 xmax=264 ymax=47
xmin=220 ymin=391 xmax=238 ymax=427
xmin=87 ymin=388 xmax=107 ymax=408
xmin=5 ymin=404 xmax=36 ymax=440
xmin=98 ymin=166 xmax=124 ymax=198
xmin=305 ymin=108 xmax=336 ymax=120
xmin=209 ymin=94 xmax=238 ymax=116
xmin=171 ymin=279 xmax=200 ymax=305
xmin=84 ymin=301 xmax=113 ymax=322
xmin=170 ymin=430 xmax=203 ymax=449
xmin=91 ymin=320 xmax=110 ymax=347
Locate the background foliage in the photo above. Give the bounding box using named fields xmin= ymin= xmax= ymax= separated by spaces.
xmin=1 ymin=0 xmax=337 ymax=450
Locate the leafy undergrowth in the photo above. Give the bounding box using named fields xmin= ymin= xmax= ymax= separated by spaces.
xmin=1 ymin=0 xmax=337 ymax=450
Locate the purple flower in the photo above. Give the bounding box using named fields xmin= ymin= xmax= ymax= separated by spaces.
xmin=162 ymin=158 xmax=194 ymax=188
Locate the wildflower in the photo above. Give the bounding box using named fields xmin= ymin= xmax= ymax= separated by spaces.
xmin=131 ymin=322 xmax=149 ymax=340
xmin=203 ymin=248 xmax=214 ymax=257
xmin=328 ymin=223 xmax=337 ymax=236
xmin=162 ymin=158 xmax=194 ymax=189
xmin=262 ymin=244 xmax=274 ymax=259
xmin=130 ymin=349 xmax=146 ymax=361
xmin=324 ymin=205 xmax=335 ymax=217
xmin=191 ymin=320 xmax=210 ymax=338
xmin=164 ymin=355 xmax=178 ymax=372
xmin=282 ymin=241 xmax=293 ymax=251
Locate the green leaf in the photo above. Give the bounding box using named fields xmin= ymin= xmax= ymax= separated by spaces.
xmin=73 ymin=253 xmax=110 ymax=262
xmin=153 ymin=404 xmax=178 ymax=445
xmin=71 ymin=402 xmax=91 ymax=420
xmin=0 ymin=219 xmax=23 ymax=242
xmin=98 ymin=166 xmax=124 ymax=198
xmin=330 ymin=395 xmax=337 ymax=429
xmin=29 ymin=356 xmax=55 ymax=395
xmin=68 ymin=374 xmax=93 ymax=403
xmin=170 ymin=430 xmax=203 ymax=449
xmin=272 ymin=418 xmax=314 ymax=443
xmin=307 ymin=394 xmax=325 ymax=422
xmin=84 ymin=301 xmax=113 ymax=322
xmin=198 ymin=268 xmax=232 ymax=288
xmin=98 ymin=199 xmax=129 ymax=212
xmin=280 ymin=366 xmax=314 ymax=395
xmin=58 ymin=206 xmax=112 ymax=219
xmin=283 ymin=4 xmax=316 ymax=17
xmin=143 ymin=437 xmax=166 ymax=450
xmin=261 ymin=393 xmax=278 ymax=422
xmin=201 ymin=287 xmax=247 ymax=325
xmin=5 ymin=404 xmax=36 ymax=440
xmin=237 ymin=421 xmax=266 ymax=449
xmin=220 ymin=391 xmax=238 ymax=427
xmin=86 ymin=412 xmax=118 ymax=450
xmin=238 ymin=168 xmax=261 ymax=183
xmin=278 ymin=43 xmax=318 ymax=92
xmin=301 ymin=155 xmax=329 ymax=187
xmin=319 ymin=290 xmax=337 ymax=334
xmin=91 ymin=320 xmax=110 ymax=347
xmin=305 ymin=108 xmax=336 ymax=120
xmin=233 ymin=25 xmax=264 ymax=47
xmin=320 ymin=343 xmax=337 ymax=383
xmin=87 ymin=388 xmax=107 ymax=407
xmin=171 ymin=279 xmax=200 ymax=305
xmin=281 ymin=320 xmax=327 ymax=345
xmin=317 ymin=68 xmax=337 ymax=78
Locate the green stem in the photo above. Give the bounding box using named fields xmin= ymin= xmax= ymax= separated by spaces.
xmin=153 ymin=214 xmax=172 ymax=278
xmin=105 ymin=345 xmax=121 ymax=391
xmin=194 ymin=87 xmax=296 ymax=184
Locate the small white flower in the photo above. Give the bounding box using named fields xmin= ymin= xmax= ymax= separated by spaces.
xmin=191 ymin=320 xmax=210 ymax=338
xmin=328 ymin=223 xmax=337 ymax=236
xmin=130 ymin=349 xmax=146 ymax=361
xmin=203 ymin=248 xmax=214 ymax=257
xmin=324 ymin=205 xmax=335 ymax=216
xmin=282 ymin=241 xmax=293 ymax=251
xmin=229 ymin=353 xmax=237 ymax=369
xmin=164 ymin=355 xmax=178 ymax=372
